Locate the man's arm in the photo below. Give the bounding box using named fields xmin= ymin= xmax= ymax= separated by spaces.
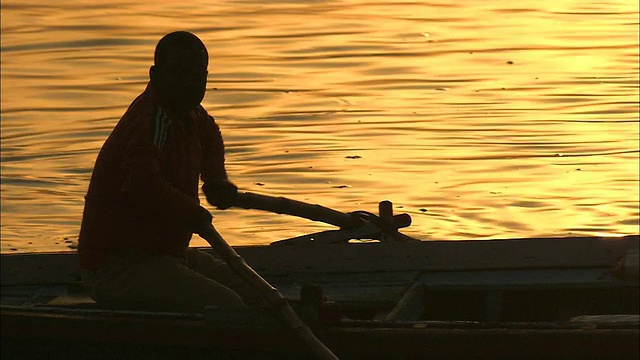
xmin=200 ymin=115 xmax=238 ymax=210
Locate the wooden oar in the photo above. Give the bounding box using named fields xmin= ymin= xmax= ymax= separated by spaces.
xmin=232 ymin=191 xmax=417 ymax=244
xmin=199 ymin=223 xmax=339 ymax=360
xmin=234 ymin=192 xmax=362 ymax=229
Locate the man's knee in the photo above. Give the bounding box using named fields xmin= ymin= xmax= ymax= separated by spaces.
xmin=194 ymin=284 xmax=246 ymax=310
xmin=185 ymin=248 xmax=226 ymax=270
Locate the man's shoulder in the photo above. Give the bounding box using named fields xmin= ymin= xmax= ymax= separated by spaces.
xmin=127 ymin=91 xmax=156 ymax=117
xmin=105 ymin=91 xmax=157 ymax=142
xmin=119 ymin=92 xmax=157 ymax=123
xmin=191 ymin=105 xmax=213 ymax=120
xmin=191 ymin=105 xmax=218 ymax=128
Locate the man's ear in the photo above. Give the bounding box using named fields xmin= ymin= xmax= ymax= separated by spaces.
xmin=149 ymin=65 xmax=156 ymax=81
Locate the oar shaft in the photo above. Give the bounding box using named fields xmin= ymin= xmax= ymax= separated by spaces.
xmin=234 ymin=192 xmax=360 ymax=229
xmin=201 ymin=224 xmax=339 ymax=360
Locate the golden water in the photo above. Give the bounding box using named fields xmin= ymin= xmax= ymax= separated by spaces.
xmin=1 ymin=0 xmax=638 ymax=253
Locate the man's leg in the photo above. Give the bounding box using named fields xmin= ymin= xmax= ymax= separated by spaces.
xmin=84 ymin=249 xmax=245 ymax=312
xmin=184 ymin=248 xmax=267 ymax=306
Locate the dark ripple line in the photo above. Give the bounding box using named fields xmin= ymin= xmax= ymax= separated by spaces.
xmin=1 ymin=38 xmax=149 ymax=53
xmin=1 ymin=127 xmax=113 ymax=142
xmin=1 ymin=149 xmax=96 ymax=163
xmin=245 ymin=30 xmax=368 ymax=40
xmin=354 ymin=1 xmax=458 ymax=8
xmin=0 ymin=3 xmax=59 ymax=10
xmin=211 ymin=87 xmax=317 ymax=93
xmin=1 ymin=105 xmax=121 ymax=115
xmin=340 ymin=77 xmax=486 ymax=86
xmin=543 ymin=93 xmax=619 ymax=97
xmin=0 ymin=177 xmax=62 ymax=187
xmin=552 ymin=11 xmax=636 ymax=15
xmin=452 ymin=149 xmax=639 ymax=161
xmin=270 ymin=109 xmax=378 ymax=116
xmin=266 ymin=43 xmax=636 ymax=62
xmin=555 ymin=119 xmax=639 ymax=124
xmin=37 ymin=81 xmax=144 ymax=91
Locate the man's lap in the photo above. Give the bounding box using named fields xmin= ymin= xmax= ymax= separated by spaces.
xmin=81 ymin=247 xmax=245 ymax=312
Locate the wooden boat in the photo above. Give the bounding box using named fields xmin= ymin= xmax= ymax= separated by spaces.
xmin=2 ymin=196 xmax=639 ymax=359
xmin=3 ymin=234 xmax=638 ymax=359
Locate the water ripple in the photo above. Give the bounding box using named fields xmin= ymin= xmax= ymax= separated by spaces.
xmin=1 ymin=0 xmax=638 ymax=252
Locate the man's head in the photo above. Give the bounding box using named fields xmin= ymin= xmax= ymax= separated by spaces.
xmin=150 ymin=31 xmax=209 ymax=114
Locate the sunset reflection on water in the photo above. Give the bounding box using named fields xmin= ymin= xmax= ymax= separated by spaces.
xmin=1 ymin=0 xmax=638 ymax=252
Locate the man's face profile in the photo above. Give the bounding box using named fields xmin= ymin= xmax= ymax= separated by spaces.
xmin=153 ymin=46 xmax=208 ymax=113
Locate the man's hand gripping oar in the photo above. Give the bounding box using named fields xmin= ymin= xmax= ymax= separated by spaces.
xmin=196 ymin=222 xmax=339 ymax=360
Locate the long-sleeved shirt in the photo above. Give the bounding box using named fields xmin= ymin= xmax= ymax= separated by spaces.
xmin=78 ymin=83 xmax=228 ymax=271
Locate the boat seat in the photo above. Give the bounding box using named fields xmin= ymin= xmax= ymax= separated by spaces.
xmin=43 ymin=294 xmax=173 ymax=311
xmin=41 ymin=282 xmax=140 ymax=310
xmin=45 ymin=292 xmax=97 ymax=307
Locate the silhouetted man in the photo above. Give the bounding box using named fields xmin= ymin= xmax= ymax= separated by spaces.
xmin=78 ymin=31 xmax=260 ymax=312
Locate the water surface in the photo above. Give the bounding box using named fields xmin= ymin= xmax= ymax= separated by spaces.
xmin=1 ymin=0 xmax=638 ymax=252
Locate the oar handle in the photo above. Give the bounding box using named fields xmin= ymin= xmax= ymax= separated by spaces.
xmin=234 ymin=192 xmax=361 ymax=229
xmin=200 ymin=224 xmax=339 ymax=360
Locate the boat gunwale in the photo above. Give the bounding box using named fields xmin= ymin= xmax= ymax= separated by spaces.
xmin=2 ymin=235 xmax=638 ymax=287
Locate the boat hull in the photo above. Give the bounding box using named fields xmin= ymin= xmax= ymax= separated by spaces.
xmin=2 ymin=235 xmax=638 ymax=359
xmin=2 ymin=306 xmax=638 ymax=359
